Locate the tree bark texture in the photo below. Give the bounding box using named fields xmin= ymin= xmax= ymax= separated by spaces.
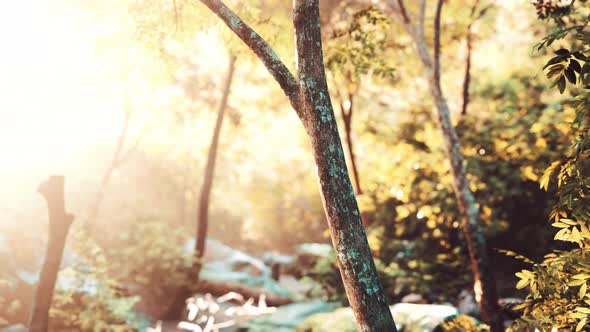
xmin=197 ymin=0 xmax=396 ymax=330
xmin=392 ymin=2 xmax=502 ymax=329
xmin=28 ymin=176 xmax=74 ymax=332
xmin=293 ymin=2 xmax=393 ymax=330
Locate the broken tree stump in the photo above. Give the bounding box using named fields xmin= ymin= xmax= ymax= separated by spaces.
xmin=28 ymin=175 xmax=74 ymax=332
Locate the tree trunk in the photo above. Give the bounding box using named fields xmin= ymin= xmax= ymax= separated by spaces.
xmin=86 ymin=108 xmax=137 ymax=236
xmin=386 ymin=1 xmax=502 ymax=328
xmin=341 ymin=97 xmax=370 ymax=226
xmin=411 ymin=21 xmax=503 ymax=332
xmin=341 ymin=96 xmax=362 ymax=195
xmin=197 ymin=0 xmax=396 ymax=330
xmin=461 ymin=30 xmax=473 ymax=117
xmin=162 ymin=55 xmax=237 ymax=321
xmin=293 ymin=2 xmax=394 ymax=330
xmin=194 ymin=54 xmax=236 ymax=267
xmin=28 ymin=176 xmax=74 ymax=332
xmin=428 ymin=73 xmax=502 ymax=331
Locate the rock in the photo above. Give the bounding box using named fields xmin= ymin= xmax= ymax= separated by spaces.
xmin=242 ymin=301 xmax=340 ymax=332
xmin=392 ymin=303 xmax=460 ymax=332
xmin=0 ymin=324 xmax=28 ymax=332
xmin=295 ymin=243 xmax=333 ymax=259
xmin=457 ymin=289 xmax=478 ymax=316
xmin=183 ymin=238 xmax=292 ymax=297
xmin=184 ymin=238 xmax=270 ymax=277
xmin=401 ymin=293 xmax=428 ymax=304
xmin=296 ymin=303 xmax=460 ymax=332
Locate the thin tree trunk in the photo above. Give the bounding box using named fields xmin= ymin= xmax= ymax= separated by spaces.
xmin=427 ymin=69 xmax=502 ymax=331
xmin=162 ymin=55 xmax=237 ymax=321
xmin=86 ymin=112 xmax=128 ymax=226
xmin=341 ymin=95 xmax=370 ymax=226
xmin=28 ymin=176 xmax=74 ymax=332
xmin=341 ymin=94 xmax=362 ymax=195
xmin=461 ymin=27 xmax=473 ymax=117
xmin=197 ymin=0 xmax=396 ymax=330
xmin=86 ymin=108 xmax=138 ymax=235
xmin=194 ymin=54 xmax=236 ymax=267
xmin=389 ymin=1 xmax=502 ymax=329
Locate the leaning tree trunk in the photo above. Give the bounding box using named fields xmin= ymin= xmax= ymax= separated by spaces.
xmin=294 ymin=3 xmax=392 ymax=329
xmin=339 ymin=93 xmax=370 ymax=226
xmin=392 ymin=1 xmax=502 ymax=329
xmin=427 ymin=69 xmax=502 ymax=331
xmin=28 ymin=176 xmax=74 ymax=332
xmin=198 ymin=0 xmax=396 ymax=330
xmin=461 ymin=30 xmax=472 ymax=117
xmin=194 ymin=54 xmax=236 ymax=269
xmin=341 ymin=95 xmax=362 ymax=195
xmin=162 ymin=55 xmax=237 ymax=321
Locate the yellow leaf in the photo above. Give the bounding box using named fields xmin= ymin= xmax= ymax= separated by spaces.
xmin=570 ymin=279 xmax=587 ymax=286
xmin=561 ymin=218 xmax=578 ymax=225
xmin=580 ymin=283 xmax=587 ymax=299
xmin=572 ymin=312 xmax=588 ymax=319
xmin=516 ymin=279 xmax=529 ymax=289
xmin=573 ymin=274 xmax=590 ymax=280
xmin=577 ymin=318 xmax=587 ymax=332
xmin=573 ymin=227 xmax=582 ymax=243
xmin=555 ymin=228 xmax=569 ymax=240
xmin=576 ymin=307 xmax=590 ymax=313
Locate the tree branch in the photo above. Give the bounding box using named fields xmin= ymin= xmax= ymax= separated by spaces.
xmin=461 ymin=27 xmax=473 ymax=117
xmin=418 ymin=0 xmax=427 ymax=40
xmin=198 ymin=0 xmax=300 ymax=111
xmin=434 ymin=0 xmax=444 ymax=89
xmin=470 ymin=0 xmax=482 ymax=17
xmin=461 ymin=1 xmax=493 ymax=117
xmin=396 ymin=0 xmax=411 ymax=24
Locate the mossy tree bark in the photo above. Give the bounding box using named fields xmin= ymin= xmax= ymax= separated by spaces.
xmin=28 ymin=175 xmax=74 ymax=332
xmin=387 ymin=1 xmax=502 ymax=330
xmin=197 ymin=0 xmax=396 ymax=330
